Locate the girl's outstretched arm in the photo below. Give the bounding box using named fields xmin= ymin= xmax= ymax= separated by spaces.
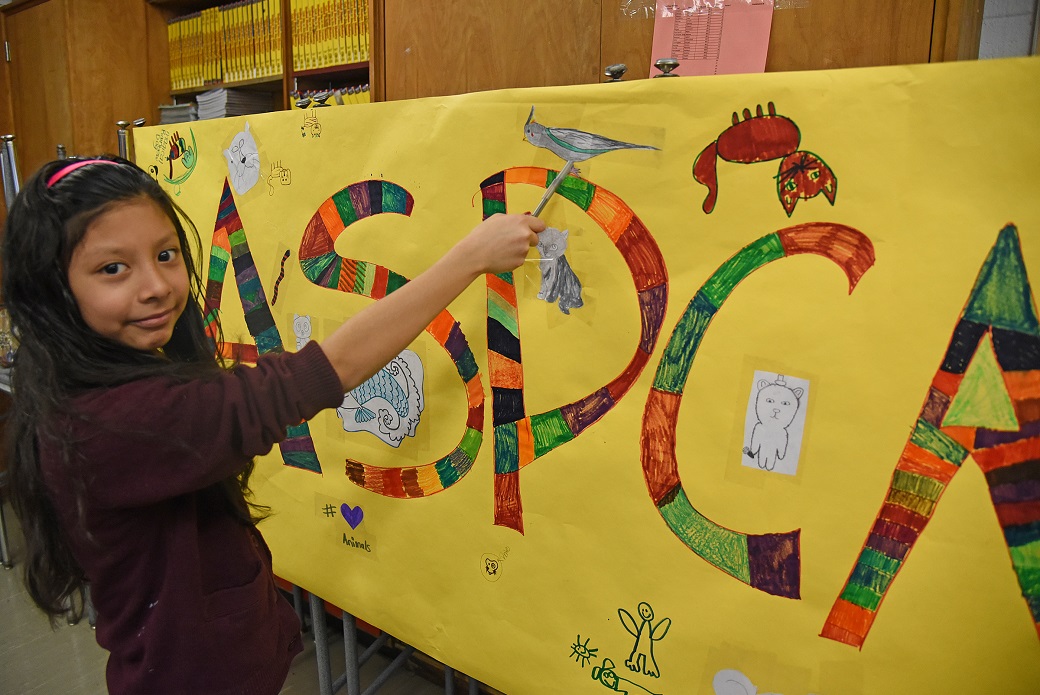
xmin=320 ymin=213 xmax=544 ymax=391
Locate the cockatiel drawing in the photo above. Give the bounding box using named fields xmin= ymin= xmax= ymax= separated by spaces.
xmin=523 ymin=106 xmax=658 ymax=169
xmin=523 ymin=106 xmax=658 ymax=214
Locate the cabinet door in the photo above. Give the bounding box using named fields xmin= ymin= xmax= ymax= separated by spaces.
xmin=766 ymin=0 xmax=936 ymax=71
xmin=601 ymin=2 xmax=656 ymax=80
xmin=4 ymin=0 xmax=74 ymax=182
xmin=382 ymin=0 xmax=601 ymax=100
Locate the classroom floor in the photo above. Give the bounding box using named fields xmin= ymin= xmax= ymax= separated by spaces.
xmin=0 ymin=510 xmax=446 ymax=695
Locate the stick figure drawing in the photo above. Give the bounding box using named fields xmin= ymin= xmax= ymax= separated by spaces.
xmin=618 ymin=602 xmax=671 ymax=678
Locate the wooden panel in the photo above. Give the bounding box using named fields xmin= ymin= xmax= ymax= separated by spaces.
xmin=931 ymin=0 xmax=984 ymax=62
xmin=382 ymin=0 xmax=601 ymax=100
xmin=66 ymin=0 xmax=153 ymax=158
xmin=600 ymin=0 xmax=656 ymax=81
xmin=765 ymin=0 xmax=935 ymax=71
xmin=370 ymin=0 xmax=384 ymax=101
xmin=144 ymin=0 xmax=174 ymax=131
xmin=5 ymin=0 xmax=73 ymax=182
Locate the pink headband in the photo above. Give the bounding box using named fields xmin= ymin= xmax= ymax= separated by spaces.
xmin=46 ymin=159 xmax=121 ymax=188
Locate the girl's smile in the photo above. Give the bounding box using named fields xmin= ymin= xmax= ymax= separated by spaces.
xmin=67 ymin=197 xmax=189 ymax=351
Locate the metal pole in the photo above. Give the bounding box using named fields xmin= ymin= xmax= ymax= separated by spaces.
xmin=1 ymin=135 xmax=21 ymax=208
xmin=341 ymin=611 xmax=361 ymax=695
xmin=309 ymin=593 xmax=334 ymax=695
xmin=444 ymin=666 xmax=455 ymax=695
xmin=116 ymin=121 xmax=130 ymax=159
xmin=360 ymin=643 xmax=415 ymax=695
xmin=116 ymin=119 xmax=146 ymax=161
xmin=0 ymin=490 xmax=13 ymax=569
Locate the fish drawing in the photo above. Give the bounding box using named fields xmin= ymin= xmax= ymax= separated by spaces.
xmin=336 ymin=349 xmax=425 ymax=447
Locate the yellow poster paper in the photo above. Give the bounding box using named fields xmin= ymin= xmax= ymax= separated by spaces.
xmin=134 ymin=57 xmax=1040 ymax=695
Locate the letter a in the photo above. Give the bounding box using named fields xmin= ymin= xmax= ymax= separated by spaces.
xmin=822 ymin=225 xmax=1040 ymax=648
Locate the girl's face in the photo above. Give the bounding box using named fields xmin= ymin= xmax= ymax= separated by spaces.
xmin=67 ymin=197 xmax=189 ymax=352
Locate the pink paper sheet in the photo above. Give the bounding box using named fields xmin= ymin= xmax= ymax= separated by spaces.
xmin=649 ymin=0 xmax=774 ymax=77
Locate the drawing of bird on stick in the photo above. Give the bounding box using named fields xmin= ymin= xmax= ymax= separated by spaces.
xmin=523 ymin=106 xmax=658 ymax=215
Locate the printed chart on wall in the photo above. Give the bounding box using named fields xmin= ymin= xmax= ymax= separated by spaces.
xmin=649 ymin=0 xmax=774 ymax=77
xmin=135 ymin=57 xmax=1040 ymax=694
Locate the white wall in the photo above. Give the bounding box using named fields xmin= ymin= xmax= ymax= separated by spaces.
xmin=979 ymin=0 xmax=1039 ymax=57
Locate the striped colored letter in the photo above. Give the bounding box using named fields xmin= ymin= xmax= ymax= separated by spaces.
xmin=642 ymin=223 xmax=875 ymax=598
xmin=298 ymin=181 xmax=487 ymax=497
xmin=204 ymin=179 xmax=323 ymax=473
xmin=480 ymin=168 xmax=669 ymax=534
xmin=822 ymin=225 xmax=1040 ymax=647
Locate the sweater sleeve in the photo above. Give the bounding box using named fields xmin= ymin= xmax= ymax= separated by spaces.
xmin=60 ymin=341 xmax=344 ymax=509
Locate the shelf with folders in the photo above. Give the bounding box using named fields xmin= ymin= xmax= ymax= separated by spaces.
xmin=289 ymin=0 xmax=370 ymax=73
xmin=168 ymin=0 xmax=284 ymax=94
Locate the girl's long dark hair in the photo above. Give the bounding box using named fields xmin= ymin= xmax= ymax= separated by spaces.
xmin=1 ymin=155 xmax=263 ymax=624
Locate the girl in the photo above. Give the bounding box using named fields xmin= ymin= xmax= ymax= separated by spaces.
xmin=1 ymin=156 xmax=543 ymax=694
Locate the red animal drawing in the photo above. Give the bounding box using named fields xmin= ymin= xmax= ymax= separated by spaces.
xmin=693 ymin=102 xmax=837 ymax=216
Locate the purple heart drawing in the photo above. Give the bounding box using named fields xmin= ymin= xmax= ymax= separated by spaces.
xmin=340 ymin=503 xmax=364 ymax=530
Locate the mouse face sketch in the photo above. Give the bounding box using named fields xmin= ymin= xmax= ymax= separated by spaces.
xmin=224 ymin=122 xmax=262 ymax=194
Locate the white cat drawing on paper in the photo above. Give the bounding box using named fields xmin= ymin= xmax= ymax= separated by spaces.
xmin=337 ymin=350 xmax=425 ymax=448
xmin=744 ymin=375 xmax=803 ymax=471
xmin=536 ymin=227 xmax=584 ymax=315
xmin=293 ymin=314 xmax=311 ymax=351
xmin=223 ymin=122 xmax=261 ymax=195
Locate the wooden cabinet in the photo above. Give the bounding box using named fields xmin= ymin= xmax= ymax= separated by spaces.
xmin=0 ymin=0 xmax=169 ymax=185
xmin=375 ymin=0 xmax=983 ymax=101
xmin=0 ymin=0 xmax=983 ymax=204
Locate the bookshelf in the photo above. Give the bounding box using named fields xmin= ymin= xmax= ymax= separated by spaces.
xmin=149 ymin=0 xmax=374 ymax=110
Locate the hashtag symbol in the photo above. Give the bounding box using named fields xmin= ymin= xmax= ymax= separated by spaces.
xmin=322 ymin=504 xmax=336 ymax=517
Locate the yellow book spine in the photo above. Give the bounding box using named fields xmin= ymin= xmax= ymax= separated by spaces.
xmin=311 ymin=0 xmax=321 ymax=70
xmin=272 ymin=0 xmax=282 ymax=76
xmin=168 ymin=19 xmax=177 ymax=92
xmin=236 ymin=1 xmax=246 ymax=82
xmin=225 ymin=3 xmax=236 ymax=83
xmin=300 ymin=0 xmax=309 ymax=72
xmin=247 ymin=0 xmax=257 ymax=79
xmin=305 ymin=0 xmax=316 ymax=70
xmin=290 ymin=0 xmax=299 ymax=72
xmin=333 ymin=0 xmax=344 ymax=66
xmin=347 ymin=0 xmax=357 ymax=64
xmin=225 ymin=3 xmax=235 ymax=83
xmin=212 ymin=7 xmax=221 ymax=84
xmin=315 ymin=0 xmax=324 ymax=69
xmin=263 ymin=0 xmax=273 ymax=78
xmin=212 ymin=7 xmax=221 ymax=83
xmin=192 ymin=13 xmax=201 ymax=89
xmin=360 ymin=0 xmax=368 ymax=61
xmin=314 ymin=0 xmax=322 ymax=69
xmin=201 ymin=9 xmax=209 ymax=85
xmin=216 ymin=6 xmax=225 ymax=83
xmin=324 ymin=0 xmax=334 ymax=69
xmin=219 ymin=6 xmax=231 ymax=83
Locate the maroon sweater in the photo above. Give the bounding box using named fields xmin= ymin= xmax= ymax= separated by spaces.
xmin=40 ymin=342 xmax=343 ymax=695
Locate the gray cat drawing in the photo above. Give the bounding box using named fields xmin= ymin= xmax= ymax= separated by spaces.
xmin=536 ymin=227 xmax=584 ymax=315
xmin=743 ymin=375 xmax=804 ymax=471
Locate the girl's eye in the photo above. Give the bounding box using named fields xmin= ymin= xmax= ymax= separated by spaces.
xmin=101 ymin=263 xmax=125 ymax=276
xmin=158 ymin=248 xmax=178 ymax=262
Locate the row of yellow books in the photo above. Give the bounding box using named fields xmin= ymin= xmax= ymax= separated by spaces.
xmin=169 ymin=0 xmax=283 ymax=92
xmin=289 ymin=84 xmax=371 ymax=109
xmin=168 ymin=0 xmax=371 ymax=93
xmin=291 ymin=0 xmax=370 ymax=72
